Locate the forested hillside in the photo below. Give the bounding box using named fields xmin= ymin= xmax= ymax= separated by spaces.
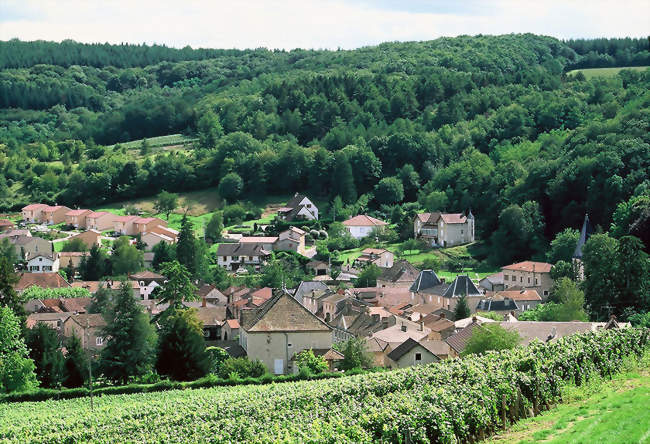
xmin=1 ymin=34 xmax=649 ymax=262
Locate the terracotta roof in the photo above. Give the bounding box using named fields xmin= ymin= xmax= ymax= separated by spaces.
xmin=494 ymin=289 xmax=542 ymax=301
xmin=342 ymin=215 xmax=388 ymax=227
xmin=226 ymin=319 xmax=240 ymax=329
xmin=129 ymin=271 xmax=165 ymax=280
xmin=60 ymin=298 xmax=92 ymax=313
xmin=15 ymin=273 xmax=70 ymax=291
xmin=57 ymin=251 xmax=90 ymax=257
xmin=364 ymin=337 xmax=390 ymax=353
xmin=416 ymin=213 xmax=432 ymax=223
xmin=438 ymin=213 xmax=467 ymax=224
xmin=361 ymin=248 xmax=390 ymax=255
xmin=499 ymin=321 xmax=605 ymax=346
xmin=42 ymin=206 xmax=69 ymax=213
xmin=26 ymin=312 xmax=71 ymax=328
xmin=420 ymin=339 xmax=451 ymax=356
xmin=0 ymin=219 xmax=14 ymax=227
xmin=85 ymin=211 xmax=112 ymax=219
xmin=502 ymin=261 xmax=553 ymax=273
xmin=65 ymin=209 xmax=91 ymax=216
xmin=239 ymin=237 xmax=279 ymax=243
xmin=22 ymin=204 xmax=49 ymax=211
xmin=113 ymin=215 xmax=138 ymax=222
xmin=134 ymin=217 xmax=160 ymax=224
xmin=427 ymin=318 xmax=455 ymax=332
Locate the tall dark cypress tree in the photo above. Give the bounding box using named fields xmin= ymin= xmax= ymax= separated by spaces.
xmin=332 ymin=153 xmax=357 ymax=204
xmin=176 ymin=214 xmax=197 ymax=277
xmin=25 ymin=324 xmax=65 ymax=388
xmin=453 ymin=295 xmax=471 ymax=321
xmin=63 ymin=335 xmax=87 ymax=388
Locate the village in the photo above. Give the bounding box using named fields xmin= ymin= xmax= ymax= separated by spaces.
xmin=0 ymin=192 xmax=622 ymax=376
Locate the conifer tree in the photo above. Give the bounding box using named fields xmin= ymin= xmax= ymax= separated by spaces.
xmin=25 ymin=323 xmax=65 ymax=388
xmin=454 ymin=295 xmax=471 ymax=320
xmin=99 ymin=281 xmax=157 ymax=384
xmin=176 ymin=214 xmax=197 ymax=276
xmin=332 ymin=153 xmax=357 ymax=204
xmin=63 ymin=335 xmax=87 ymax=388
xmin=156 ymin=308 xmax=211 ymax=381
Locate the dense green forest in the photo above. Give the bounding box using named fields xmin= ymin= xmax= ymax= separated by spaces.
xmin=1 ymin=34 xmax=649 ymax=262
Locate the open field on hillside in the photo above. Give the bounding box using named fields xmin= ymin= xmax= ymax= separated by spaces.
xmin=567 ymin=65 xmax=649 ymax=79
xmin=107 ymin=134 xmax=196 ymax=150
xmin=483 ymin=353 xmax=650 ymax=444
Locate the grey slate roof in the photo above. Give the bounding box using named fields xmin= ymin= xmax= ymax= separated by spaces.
xmin=216 ymin=242 xmax=271 ymax=257
xmin=409 ymin=270 xmax=443 ymax=292
xmin=442 ymin=275 xmax=482 ymax=298
xmin=293 ymin=281 xmax=330 ymax=303
xmin=446 ymin=321 xmax=483 ymax=354
xmin=476 ymin=298 xmax=519 ymax=312
xmin=573 ymin=213 xmax=594 ymax=259
xmin=379 ymin=260 xmax=419 ymax=283
xmin=387 ymin=337 xmax=442 ymax=362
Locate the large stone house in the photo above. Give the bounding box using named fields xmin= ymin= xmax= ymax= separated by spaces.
xmin=63 ymin=314 xmax=107 ymax=351
xmin=342 ymin=215 xmax=388 ymax=239
xmin=414 ymin=211 xmax=475 ymax=247
xmin=240 ymin=291 xmax=333 ymax=374
xmin=68 ymin=229 xmax=102 ymax=249
xmin=133 ymin=217 xmax=167 ymax=235
xmin=501 ymin=261 xmax=553 ymax=300
xmin=216 ymin=243 xmax=272 ymax=271
xmin=113 ymin=215 xmax=139 ymax=235
xmin=8 ymin=235 xmax=52 ymax=260
xmin=276 ymin=193 xmax=318 ymax=221
xmin=376 ymin=260 xmax=420 ymax=288
xmin=275 ymin=227 xmax=307 ymax=254
xmin=354 ymin=248 xmax=394 ymax=269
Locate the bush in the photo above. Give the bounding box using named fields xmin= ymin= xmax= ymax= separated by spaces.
xmin=217 ymin=358 xmax=267 ymax=379
xmin=295 ymin=349 xmax=328 ymax=375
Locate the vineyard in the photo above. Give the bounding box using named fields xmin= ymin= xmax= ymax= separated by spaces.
xmin=0 ymin=328 xmax=647 ymax=443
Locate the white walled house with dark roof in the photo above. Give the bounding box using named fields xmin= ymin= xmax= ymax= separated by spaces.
xmin=342 ymin=215 xmax=388 ymax=239
xmin=216 ymin=242 xmax=272 ymax=271
xmin=276 ymin=193 xmax=318 ymax=221
xmin=414 ymin=211 xmax=475 ymax=247
xmin=27 ymin=254 xmax=60 ymax=273
xmin=240 ymin=291 xmax=333 ymax=374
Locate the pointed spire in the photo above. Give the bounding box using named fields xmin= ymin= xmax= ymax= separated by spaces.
xmin=467 ymin=208 xmax=474 ymax=220
xmin=573 ymin=213 xmax=593 ymax=259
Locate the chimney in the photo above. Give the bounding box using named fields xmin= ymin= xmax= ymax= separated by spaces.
xmin=401 ymin=324 xmax=407 ymax=332
xmin=441 ymin=278 xmax=446 ymax=284
xmin=371 ymin=313 xmax=380 ymax=322
xmin=202 ymin=296 xmax=207 ymax=308
xmin=440 ymin=312 xmax=445 ymax=319
xmin=419 ymin=320 xmax=423 ymax=331
xmin=472 ymin=316 xmax=477 ymax=323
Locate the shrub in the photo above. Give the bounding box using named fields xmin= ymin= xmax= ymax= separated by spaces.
xmin=217 ymin=358 xmax=266 ymax=379
xmin=295 ymin=349 xmax=328 ymax=375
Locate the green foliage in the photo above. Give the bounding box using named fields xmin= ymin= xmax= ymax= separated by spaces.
xmin=110 ymin=236 xmax=143 ymax=275
xmin=80 ymin=244 xmax=108 ymax=281
xmin=334 ymin=337 xmax=373 ymax=370
xmin=331 ymin=153 xmax=357 ymax=204
xmin=547 ymin=228 xmax=580 ymax=264
xmin=627 ymin=312 xmax=650 ymax=328
xmin=156 ymin=261 xmax=197 ymax=317
xmin=156 ymin=308 xmax=211 ymax=381
xmin=217 ymin=357 xmax=266 ymax=379
xmin=453 ymin=295 xmax=471 ymax=320
xmin=520 ymin=278 xmax=588 ymax=321
xmin=204 ymin=212 xmax=224 ymax=243
xmin=355 ymin=264 xmax=382 ymax=288
xmin=87 ymin=286 xmax=112 ymax=315
xmin=151 ymin=241 xmax=176 ymax=271
xmin=0 ymin=240 xmax=18 ymax=267
xmin=153 ymin=190 xmax=178 ymax=220
xmin=62 ymin=336 xmax=87 ymax=388
xmin=176 ymin=215 xmax=197 ymax=276
xmin=374 ymin=177 xmax=404 ymax=205
xmin=25 ymin=324 xmax=64 ymax=389
xmin=100 ymin=282 xmax=157 ymax=384
xmin=205 ymin=347 xmax=230 ymax=374
xmin=218 ymin=172 xmax=244 ymax=202
xmin=462 ymin=323 xmax=521 ymax=356
xmin=60 ymin=237 xmax=88 ymax=252
xmin=0 ymin=306 xmax=37 ymax=393
xmin=490 ymin=201 xmax=546 ymax=264
xmin=295 ymin=349 xmax=329 ymax=375
xmin=21 ymin=286 xmax=91 ymax=301
xmin=0 ymin=257 xmax=22 ymax=319
xmin=0 ymin=329 xmax=647 ymax=442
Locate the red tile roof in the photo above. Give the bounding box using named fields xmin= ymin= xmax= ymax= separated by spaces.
xmin=0 ymin=219 xmax=14 ymax=227
xmin=42 ymin=206 xmax=68 ymax=213
xmin=342 ymin=215 xmax=388 ymax=227
xmin=439 ymin=213 xmax=467 ymax=224
xmin=15 ymin=273 xmax=70 ymax=291
xmin=226 ymin=319 xmax=240 ymax=329
xmin=65 ymin=209 xmax=90 ymax=216
xmin=85 ymin=211 xmax=112 ymax=219
xmin=22 ymin=204 xmax=48 ymax=211
xmin=495 ymin=289 xmax=542 ymax=301
xmin=502 ymin=261 xmax=553 ymax=273
xmin=113 ymin=215 xmax=138 ymax=222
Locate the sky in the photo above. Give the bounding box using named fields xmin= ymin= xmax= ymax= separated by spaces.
xmin=1 ymin=0 xmax=648 ymax=50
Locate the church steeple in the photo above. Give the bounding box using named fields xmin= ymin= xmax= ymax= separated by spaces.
xmin=573 ymin=213 xmax=593 ymax=259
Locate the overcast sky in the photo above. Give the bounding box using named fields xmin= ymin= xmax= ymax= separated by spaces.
xmin=1 ymin=0 xmax=648 ymax=50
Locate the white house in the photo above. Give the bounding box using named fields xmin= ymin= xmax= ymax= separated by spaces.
xmin=342 ymin=215 xmax=388 ymax=239
xmin=129 ymin=271 xmax=166 ymax=300
xmin=27 ymin=254 xmax=60 ymax=273
xmin=276 ymin=193 xmax=318 ymax=221
xmin=216 ymin=243 xmax=272 ymax=272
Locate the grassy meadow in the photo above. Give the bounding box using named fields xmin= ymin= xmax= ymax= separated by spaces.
xmin=567 ymin=65 xmax=649 ymax=79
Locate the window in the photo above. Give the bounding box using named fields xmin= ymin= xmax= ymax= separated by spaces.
xmin=543 ymin=290 xmax=549 ymax=296
xmin=527 ymin=278 xmax=531 ymax=284
xmin=203 ymin=329 xmax=209 ymax=338
xmin=39 ymin=257 xmax=42 ymax=262
xmin=43 ymin=266 xmax=52 ymax=271
xmin=287 ymin=343 xmax=293 ymax=347
xmin=535 ymin=279 xmax=538 ymax=285
xmin=415 ymin=353 xmax=422 ymax=361
xmin=96 ymin=337 xmax=104 ymax=346
xmin=504 ymin=275 xmax=509 ymax=281
xmin=520 ymin=277 xmax=523 ymax=283
xmin=461 ymin=230 xmax=464 ymax=234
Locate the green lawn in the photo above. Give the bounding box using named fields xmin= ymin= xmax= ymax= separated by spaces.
xmin=107 ymin=134 xmax=196 ymax=150
xmin=483 ymin=353 xmax=650 ymax=444
xmin=567 ymin=65 xmax=649 ymax=79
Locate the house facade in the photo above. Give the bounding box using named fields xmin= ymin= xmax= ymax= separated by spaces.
xmin=58 ymin=252 xmax=90 ymax=269
xmin=63 ymin=314 xmax=107 ymax=351
xmin=65 ymin=209 xmax=92 ymax=228
xmin=275 ymin=227 xmax=307 ymax=254
xmin=27 ymin=254 xmax=60 ymax=273
xmin=501 ymin=261 xmax=554 ymax=299
xmin=113 ymin=215 xmax=139 ymax=235
xmin=276 ymin=193 xmax=318 ymax=221
xmin=129 ymin=271 xmax=166 ymax=300
xmin=42 ymin=206 xmax=71 ymax=225
xmin=133 ymin=217 xmax=167 ymax=234
xmin=21 ymin=204 xmax=49 ymax=223
xmin=85 ymin=212 xmax=115 ymax=231
xmin=9 ymin=235 xmax=52 ymax=260
xmin=354 ymin=248 xmax=394 ymax=269
xmin=68 ymin=229 xmax=102 ymax=249
xmin=240 ymin=291 xmax=333 ymax=374
xmin=387 ymin=338 xmax=443 ymax=369
xmin=342 ymin=215 xmax=388 ymax=239
xmin=414 ymin=211 xmax=475 ymax=247
xmin=216 ymin=243 xmax=271 ymax=271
